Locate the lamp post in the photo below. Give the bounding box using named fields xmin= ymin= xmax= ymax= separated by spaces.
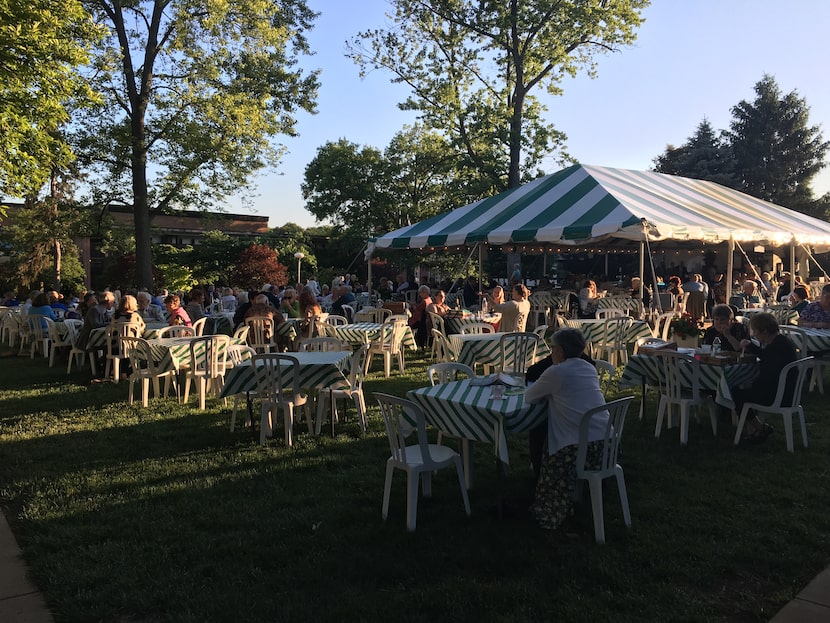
xmin=294 ymin=252 xmax=304 ymax=286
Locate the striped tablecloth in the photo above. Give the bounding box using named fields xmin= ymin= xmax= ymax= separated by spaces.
xmin=449 ymin=333 xmax=551 ymax=370
xmin=219 ymin=351 xmax=350 ymax=398
xmin=332 ymin=322 xmax=417 ymax=350
xmin=145 ymin=336 xmax=245 ymax=374
xmin=564 ymin=318 xmax=653 ymax=347
xmin=85 ymin=323 xmax=169 ymax=351
xmin=597 ymin=296 xmax=644 ymax=317
xmin=444 ymin=313 xmax=501 ymax=335
xmin=798 ymin=328 xmax=830 ymax=354
xmin=407 ymin=379 xmax=546 ymax=465
xmin=738 ymin=308 xmax=799 ymax=326
xmin=618 ymin=353 xmax=759 ymax=409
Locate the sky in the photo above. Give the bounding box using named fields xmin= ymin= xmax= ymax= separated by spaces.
xmin=229 ymin=0 xmax=830 ymax=230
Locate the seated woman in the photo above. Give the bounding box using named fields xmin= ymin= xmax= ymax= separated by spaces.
xmin=577 ymin=279 xmax=600 ymax=319
xmin=111 ymin=294 xmax=146 ymax=333
xmin=798 ymin=283 xmax=830 ymax=329
xmin=703 ymin=304 xmax=749 ymax=351
xmin=486 ymin=284 xmax=531 ymax=332
xmin=298 ymin=288 xmax=322 ymax=339
xmin=426 ymin=290 xmax=449 ymax=317
xmin=524 ymin=328 xmax=608 ymax=530
xmin=280 ymin=288 xmax=301 ymax=319
xmin=245 ymin=294 xmax=289 ymax=350
xmin=27 ymin=292 xmax=57 ymax=321
xmin=733 ymin=313 xmax=797 ymax=442
xmin=790 ymin=286 xmax=810 ymax=314
xmin=136 ymin=291 xmax=165 ymax=322
xmin=164 ymin=294 xmax=192 ymax=327
xmin=185 ymin=288 xmax=206 ymax=322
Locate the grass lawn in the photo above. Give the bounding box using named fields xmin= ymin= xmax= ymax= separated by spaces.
xmin=1 ymin=343 xmax=829 ymax=622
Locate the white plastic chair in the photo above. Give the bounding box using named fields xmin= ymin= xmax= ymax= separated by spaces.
xmin=499 ymin=332 xmax=539 ymax=376
xmin=156 ymin=325 xmax=196 ymax=338
xmin=654 ymin=350 xmax=718 ymax=445
xmin=375 ymin=393 xmax=471 ymax=531
xmin=299 ymin=337 xmax=350 ymax=352
xmin=324 ymin=315 xmax=349 ymax=326
xmin=574 ymin=396 xmax=634 ymax=544
xmin=122 ymin=336 xmax=180 ymax=407
xmin=596 ymin=308 xmax=626 ymax=319
xmin=315 ymin=344 xmax=369 ymax=435
xmin=245 ymin=316 xmax=275 ymax=354
xmin=594 ymin=359 xmax=616 ymax=397
xmin=253 ymin=353 xmax=310 ymax=447
xmin=105 ymin=322 xmax=142 ymax=381
xmin=340 ymin=304 xmax=355 ymax=323
xmin=183 ymin=335 xmax=230 ymax=410
xmin=460 ymin=322 xmax=495 ymax=335
xmin=732 ymin=357 xmax=814 ymax=452
xmin=46 ymin=318 xmax=74 ymax=367
xmin=192 ymin=316 xmax=208 ymax=336
xmin=232 ymin=324 xmax=250 ymax=341
xmin=654 ymin=312 xmax=678 ymax=340
xmin=594 ymin=316 xmax=633 ymax=367
xmin=367 ymin=316 xmax=408 ymax=377
xmin=227 ymin=345 xmax=257 ymax=431
xmin=26 ymin=315 xmax=51 ymax=359
xmin=431 ymin=328 xmax=457 ymax=363
xmin=427 ymin=361 xmax=475 ymax=386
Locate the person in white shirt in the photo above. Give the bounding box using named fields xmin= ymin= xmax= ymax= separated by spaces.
xmin=524 ymin=328 xmax=608 ymax=530
xmin=485 ymin=283 xmax=531 ymax=332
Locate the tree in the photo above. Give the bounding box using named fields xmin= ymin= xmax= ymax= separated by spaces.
xmin=726 ymin=75 xmax=829 ymax=216
xmin=653 ymin=119 xmax=737 ymax=188
xmin=0 ymin=0 xmax=102 ymax=201
xmin=186 ymin=231 xmax=244 ymax=285
xmin=302 ymin=138 xmax=392 ymax=234
xmin=347 ymin=0 xmax=648 ymax=191
xmin=73 ymin=0 xmax=320 ymax=289
xmin=231 ymin=244 xmax=288 ymax=290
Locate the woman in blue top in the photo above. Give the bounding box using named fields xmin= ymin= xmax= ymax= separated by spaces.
xmin=27 ymin=292 xmax=57 ymax=320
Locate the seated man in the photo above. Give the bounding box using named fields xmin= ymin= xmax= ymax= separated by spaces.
xmin=703 ymin=304 xmax=749 ymax=351
xmin=330 ymin=285 xmax=356 ymax=318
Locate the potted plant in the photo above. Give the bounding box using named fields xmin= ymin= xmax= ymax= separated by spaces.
xmin=669 ymin=312 xmax=704 ymax=347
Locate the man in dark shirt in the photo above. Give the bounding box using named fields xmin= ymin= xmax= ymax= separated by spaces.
xmin=331 ymin=285 xmax=356 ymax=317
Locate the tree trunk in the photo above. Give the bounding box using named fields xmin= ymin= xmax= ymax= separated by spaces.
xmin=508 ymin=90 xmax=525 ymax=189
xmin=132 ymin=147 xmax=153 ymax=290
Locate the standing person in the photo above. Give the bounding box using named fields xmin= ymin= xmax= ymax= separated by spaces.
xmin=798 ymin=283 xmax=830 ymax=329
xmin=485 ymin=283 xmax=531 ymax=332
xmin=164 ymin=294 xmax=192 ymax=327
xmin=509 ymin=263 xmax=523 ymax=287
xmin=524 ymin=328 xmax=608 ymax=530
xmin=408 ymin=285 xmax=433 ymax=348
xmin=306 ymin=275 xmax=320 ymax=296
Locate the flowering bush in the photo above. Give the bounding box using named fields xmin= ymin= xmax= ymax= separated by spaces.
xmin=669 ymin=312 xmax=704 ymax=339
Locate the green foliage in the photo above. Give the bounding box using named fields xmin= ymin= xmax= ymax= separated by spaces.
xmin=231 ymin=243 xmax=288 ymax=290
xmin=186 ymin=230 xmax=243 ymax=285
xmin=727 ymin=74 xmax=829 ymax=216
xmin=653 ymin=76 xmax=830 ymax=219
xmin=348 ymin=0 xmax=648 ymax=189
xmin=653 ymin=119 xmax=737 ymax=189
xmin=153 ymin=244 xmax=197 ymax=292
xmin=0 ymin=0 xmax=103 ymax=197
xmin=73 ymin=0 xmax=321 ymax=287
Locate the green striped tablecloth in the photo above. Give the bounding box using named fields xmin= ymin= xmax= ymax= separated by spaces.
xmin=219 ymin=351 xmax=350 ymax=398
xmin=145 ymin=336 xmax=246 ymax=374
xmin=85 ymin=323 xmax=170 ymax=351
xmin=738 ymin=308 xmax=799 ymax=326
xmin=449 ymin=333 xmax=551 ymax=371
xmin=597 ymin=296 xmax=644 ymax=317
xmin=444 ymin=313 xmax=501 ymax=335
xmin=407 ymin=379 xmax=546 ymax=465
xmin=564 ymin=318 xmax=652 ymax=347
xmin=332 ymin=322 xmax=417 ymax=350
xmin=798 ymin=328 xmax=830 ymax=354
xmin=618 ymin=353 xmax=759 ymax=409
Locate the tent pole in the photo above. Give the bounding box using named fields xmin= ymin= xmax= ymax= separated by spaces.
xmin=790 ymin=240 xmax=796 ymax=282
xmin=479 ymin=244 xmax=484 ymax=297
xmin=726 ymin=237 xmax=735 ymax=305
xmin=639 ymin=241 xmax=645 ymax=301
xmin=543 ymin=249 xmax=547 ymax=277
xmin=366 ymin=246 xmax=373 ymax=299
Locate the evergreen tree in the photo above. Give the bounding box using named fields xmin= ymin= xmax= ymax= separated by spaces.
xmin=726 ymin=74 xmax=829 ymax=216
xmin=653 ymin=119 xmax=737 ymax=188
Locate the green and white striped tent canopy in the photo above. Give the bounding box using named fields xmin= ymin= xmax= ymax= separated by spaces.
xmin=370 ymin=164 xmax=830 ymax=252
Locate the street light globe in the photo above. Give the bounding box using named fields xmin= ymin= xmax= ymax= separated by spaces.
xmin=294 ymin=252 xmax=305 ymax=260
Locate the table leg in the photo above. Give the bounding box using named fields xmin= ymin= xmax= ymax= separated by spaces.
xmin=460 ymin=438 xmax=474 ymax=490
xmin=639 ymin=378 xmax=647 ymax=421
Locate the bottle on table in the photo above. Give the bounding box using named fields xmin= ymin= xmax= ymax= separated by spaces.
xmin=712 ymin=337 xmax=721 ymax=354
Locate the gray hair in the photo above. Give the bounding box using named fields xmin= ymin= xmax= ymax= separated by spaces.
xmin=550 ymin=327 xmax=586 ymax=359
xmin=418 ymin=285 xmax=431 ymax=295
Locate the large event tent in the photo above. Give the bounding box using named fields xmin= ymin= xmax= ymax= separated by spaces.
xmin=368 ymin=164 xmax=830 ymax=300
